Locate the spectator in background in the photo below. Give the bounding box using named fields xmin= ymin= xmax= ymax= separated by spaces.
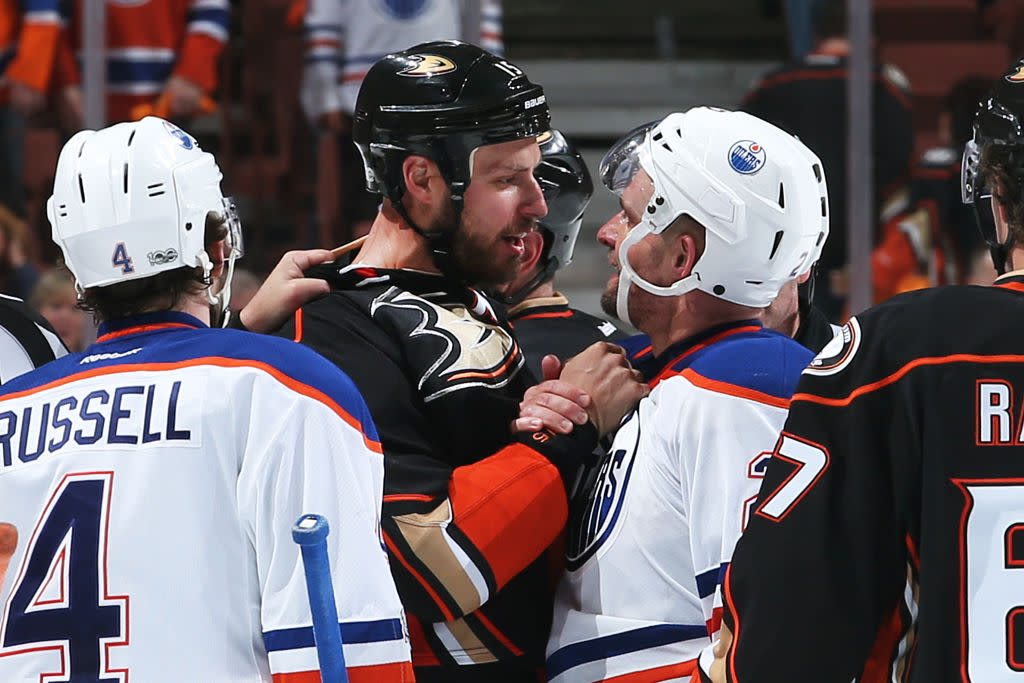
xmin=743 ymin=0 xmax=914 ymax=320
xmin=300 ymin=1 xmax=503 ymax=243
xmin=0 ymin=203 xmax=39 ymax=300
xmin=16 ymin=0 xmax=229 ymax=127
xmin=29 ymin=267 xmax=88 ymax=351
xmin=783 ymin=0 xmax=834 ymax=60
xmin=497 ymin=130 xmax=625 ymax=381
xmin=872 ymin=77 xmax=993 ymax=302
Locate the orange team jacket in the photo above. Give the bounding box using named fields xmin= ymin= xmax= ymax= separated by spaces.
xmin=6 ymin=0 xmax=228 ymax=123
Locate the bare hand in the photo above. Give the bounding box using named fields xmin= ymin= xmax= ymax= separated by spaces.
xmin=163 ymin=75 xmax=204 ymax=119
xmin=559 ymin=342 xmax=647 ymax=437
xmin=7 ymin=80 xmax=44 ymax=117
xmin=515 ymin=345 xmax=647 ymax=437
xmin=238 ymin=249 xmax=334 ymax=333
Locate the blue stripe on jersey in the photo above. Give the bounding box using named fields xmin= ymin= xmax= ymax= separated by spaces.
xmin=263 ymin=618 xmax=405 ymax=651
xmin=305 ymin=55 xmax=343 ymax=65
xmin=695 ymin=562 xmax=729 ymax=599
xmin=187 ymin=6 xmax=230 ymax=29
xmin=305 ymin=23 xmax=343 ymax=33
xmin=22 ymin=0 xmax=59 ymax=12
xmin=107 ymin=58 xmax=173 ymax=86
xmin=0 ymin=312 xmax=380 ymax=442
xmin=546 ymin=623 xmax=708 ymax=679
xmin=684 ymin=331 xmax=813 ymax=402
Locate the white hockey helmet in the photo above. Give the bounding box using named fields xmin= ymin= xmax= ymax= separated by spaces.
xmin=600 ymin=107 xmax=828 ymax=322
xmin=47 ymin=116 xmax=242 ymax=311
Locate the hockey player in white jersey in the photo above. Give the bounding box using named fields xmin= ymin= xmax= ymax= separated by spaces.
xmin=544 ymin=108 xmax=829 ymax=682
xmin=0 ymin=117 xmax=412 ymax=682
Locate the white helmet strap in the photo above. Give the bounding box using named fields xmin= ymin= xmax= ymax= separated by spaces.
xmin=614 ymin=216 xmax=699 ymax=326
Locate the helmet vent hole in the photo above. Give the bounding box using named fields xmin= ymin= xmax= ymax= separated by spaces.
xmin=147 ymin=183 xmax=165 ymax=197
xmin=812 ymin=164 xmax=822 ymax=182
xmin=713 ymin=284 xmax=725 ymax=295
xmin=185 ymin=222 xmax=193 ymax=231
xmin=77 ymin=174 xmax=85 ymax=203
xmin=123 ymin=163 xmax=128 ymax=194
xmin=769 ymin=230 xmax=784 ymax=260
xmin=58 ymin=204 xmax=67 ymax=218
xmin=745 ymin=280 xmax=763 ymax=285
xmin=777 ymin=183 xmax=785 ymax=209
xmin=816 ymin=231 xmax=824 ymax=247
xmin=820 ymin=197 xmax=827 ymax=217
xmin=127 ymin=129 xmax=136 ymax=147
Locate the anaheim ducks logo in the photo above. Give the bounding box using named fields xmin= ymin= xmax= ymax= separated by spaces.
xmin=398 ymin=54 xmax=457 ymax=78
xmin=371 ymin=287 xmax=522 ymax=401
xmin=536 ymin=131 xmax=554 ymax=145
xmin=1007 ymin=65 xmax=1024 ymax=83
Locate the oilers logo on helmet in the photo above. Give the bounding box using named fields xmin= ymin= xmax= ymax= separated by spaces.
xmin=728 ymin=140 xmax=766 ymax=174
xmin=398 ymin=54 xmax=457 ymax=77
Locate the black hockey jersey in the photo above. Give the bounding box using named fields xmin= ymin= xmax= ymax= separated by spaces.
xmin=507 ymin=294 xmax=625 ymax=380
xmin=277 ymin=264 xmax=595 ymax=682
xmin=720 ymin=274 xmax=1024 ymax=682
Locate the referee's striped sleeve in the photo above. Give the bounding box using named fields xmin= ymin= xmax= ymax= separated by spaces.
xmin=0 ymin=294 xmax=69 ymax=384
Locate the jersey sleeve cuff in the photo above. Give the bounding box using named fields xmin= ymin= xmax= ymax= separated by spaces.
xmin=514 ymin=421 xmax=599 ymax=490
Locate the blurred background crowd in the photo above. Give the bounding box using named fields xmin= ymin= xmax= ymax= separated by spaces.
xmin=0 ymin=0 xmax=1019 ymax=350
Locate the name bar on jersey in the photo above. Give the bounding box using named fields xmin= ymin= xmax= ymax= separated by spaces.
xmin=0 ymin=380 xmax=196 ymax=468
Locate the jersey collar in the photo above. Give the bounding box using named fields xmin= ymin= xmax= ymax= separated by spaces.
xmin=96 ymin=311 xmax=207 ymax=342
xmin=633 ymin=319 xmax=764 ymax=383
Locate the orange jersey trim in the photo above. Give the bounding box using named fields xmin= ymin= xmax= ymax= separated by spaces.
xmin=96 ymin=322 xmax=196 ymax=342
xmin=173 ymin=33 xmax=224 ymax=94
xmin=678 ymin=368 xmax=792 ymax=409
xmin=272 ymin=661 xmax=415 ymax=683
xmin=649 ymin=326 xmax=762 ymax=388
xmin=514 ymin=310 xmax=573 ymax=321
xmin=601 ymin=659 xmax=697 ymax=682
xmin=383 ymin=493 xmax=435 ymax=503
xmin=447 ymin=349 xmax=519 ymax=381
xmin=294 ymin=309 xmax=305 ymax=342
xmin=753 ymin=66 xmax=912 ymax=111
xmin=0 ymin=356 xmax=383 ymax=454
xmin=449 ymin=443 xmax=568 ymax=590
xmin=794 ymin=353 xmax=1024 ymax=407
xmin=474 ymin=610 xmax=524 ymax=657
xmin=998 ymin=280 xmax=1024 ymax=294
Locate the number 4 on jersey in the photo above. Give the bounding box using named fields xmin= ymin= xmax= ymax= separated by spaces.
xmin=0 ymin=472 xmax=128 ymax=682
xmin=755 ymin=433 xmax=830 ymax=522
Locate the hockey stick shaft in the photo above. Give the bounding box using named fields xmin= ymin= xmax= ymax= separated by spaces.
xmin=292 ymin=514 xmax=349 ymax=683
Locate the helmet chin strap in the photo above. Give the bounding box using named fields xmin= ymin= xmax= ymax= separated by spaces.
xmin=614 ymin=219 xmax=698 ymax=326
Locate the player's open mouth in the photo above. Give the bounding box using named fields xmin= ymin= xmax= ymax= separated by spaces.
xmin=503 ymin=233 xmax=527 ymax=252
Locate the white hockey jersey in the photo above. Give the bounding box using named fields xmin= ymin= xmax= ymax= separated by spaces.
xmin=0 ymin=311 xmax=412 ymax=682
xmin=302 ymin=0 xmax=503 ymax=119
xmin=546 ymin=321 xmax=813 ymax=682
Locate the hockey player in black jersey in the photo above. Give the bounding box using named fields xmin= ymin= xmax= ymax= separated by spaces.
xmin=271 ymin=42 xmax=646 ymax=682
xmin=496 ymin=129 xmax=625 ymax=381
xmin=707 ymin=55 xmax=1024 ymax=682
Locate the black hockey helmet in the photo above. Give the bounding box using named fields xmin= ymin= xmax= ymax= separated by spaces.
xmin=963 ymin=56 xmax=1024 ymax=272
xmin=352 ymin=41 xmax=550 ymax=276
xmin=502 ymin=130 xmax=593 ymax=305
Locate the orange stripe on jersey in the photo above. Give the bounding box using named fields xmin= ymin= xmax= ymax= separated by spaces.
xmin=859 ymin=603 xmax=905 ymax=683
xmin=294 ymin=309 xmax=305 ymax=342
xmin=272 ymin=661 xmax=414 ymax=683
xmin=96 ymin=322 xmax=195 ymax=342
xmin=407 ymin=615 xmax=442 ymax=666
xmin=474 ymin=610 xmax=524 ymax=656
xmin=450 ymin=443 xmax=568 ymax=591
xmin=447 ymin=350 xmax=519 ymax=381
xmin=705 ymin=606 xmax=723 ymax=636
xmin=649 ymin=325 xmax=761 ymax=387
xmin=793 ymin=353 xmax=1024 ymax=407
xmin=998 ymin=280 xmax=1024 ymax=294
xmin=384 ymin=493 xmax=435 ymax=503
xmin=678 ymin=368 xmax=791 ymax=409
xmin=0 ymin=357 xmax=383 ymax=454
xmin=906 ymin=532 xmax=920 ymax=570
xmin=514 ymin=310 xmax=573 ymax=321
xmin=383 ymin=532 xmax=456 ymax=622
xmin=722 ymin=563 xmax=742 ymax=680
xmin=601 ymin=659 xmax=697 ymax=682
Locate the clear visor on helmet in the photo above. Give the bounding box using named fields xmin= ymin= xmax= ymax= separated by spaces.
xmin=600 ymin=120 xmax=658 ymax=194
xmin=222 ymin=196 xmax=244 ymax=260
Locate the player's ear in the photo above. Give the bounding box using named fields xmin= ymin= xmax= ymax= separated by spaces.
xmin=402 ymin=155 xmax=440 ymax=204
